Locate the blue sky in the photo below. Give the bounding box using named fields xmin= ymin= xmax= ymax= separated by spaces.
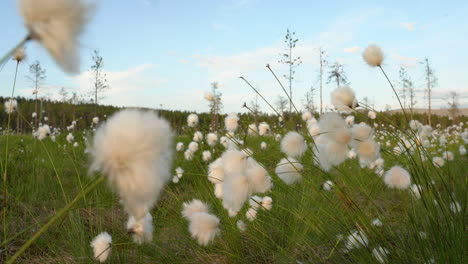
xmin=0 ymin=0 xmax=467 ymax=114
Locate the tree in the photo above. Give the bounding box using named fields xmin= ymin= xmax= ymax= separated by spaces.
xmin=327 ymin=61 xmax=347 ymax=88
xmin=318 ymin=47 xmax=328 ymax=115
xmin=421 ymin=58 xmax=437 ymax=126
xmin=303 ymin=85 xmax=316 ymax=113
xmin=275 ymin=95 xmax=288 ymax=115
xmin=398 ymin=67 xmax=408 ymax=109
xmin=58 ymin=87 xmax=69 ymax=128
xmin=89 ymin=50 xmax=109 ymax=116
xmin=408 ymin=82 xmax=417 ymax=119
xmin=208 ymin=82 xmax=223 ymax=131
xmin=248 ymin=95 xmax=261 ymax=124
xmin=361 ymin=97 xmax=371 ymax=107
xmin=278 ymin=29 xmax=302 ymax=112
xmin=446 ymin=91 xmax=460 ymax=122
xmin=26 ymin=61 xmax=46 ymax=126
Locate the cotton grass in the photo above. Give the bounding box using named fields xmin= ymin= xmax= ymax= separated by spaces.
xmin=363 ymin=44 xmax=384 ymax=67
xmin=19 ymin=0 xmax=93 ymax=73
xmin=187 ymin=113 xmax=199 ymax=127
xmin=280 ymin=131 xmax=307 ymax=158
xmin=4 ymin=99 xmax=18 ymax=114
xmin=182 ymin=199 xmax=220 ymax=246
xmin=90 ymin=232 xmax=112 ymax=262
xmin=330 ymin=86 xmax=358 ymax=113
xmin=275 ymin=157 xmax=303 ymax=185
xmin=88 ymin=109 xmax=173 ymax=243
xmin=383 ymin=166 xmax=411 ymax=189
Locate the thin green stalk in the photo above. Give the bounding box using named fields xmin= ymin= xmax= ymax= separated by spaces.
xmin=239 ymin=76 xmax=281 ymax=116
xmin=266 ymin=64 xmax=300 ymax=114
xmin=3 ymin=60 xmax=20 ymax=248
xmin=7 ymin=176 xmax=105 ymax=264
xmin=378 ymin=66 xmax=409 ymax=125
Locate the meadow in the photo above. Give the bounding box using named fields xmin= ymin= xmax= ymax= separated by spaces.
xmin=0 ymin=1 xmax=466 ymax=263
xmin=1 ymin=111 xmax=466 ymax=263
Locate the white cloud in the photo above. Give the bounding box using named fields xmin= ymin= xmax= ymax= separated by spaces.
xmin=343 ymin=46 xmax=361 ymax=53
xmin=391 ymin=53 xmax=419 ymax=68
xmin=401 ymin=22 xmax=416 ymax=31
xmin=73 ymin=64 xmax=167 ymax=106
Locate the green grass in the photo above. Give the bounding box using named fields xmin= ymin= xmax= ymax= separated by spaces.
xmin=1 ymin=123 xmax=466 ymax=263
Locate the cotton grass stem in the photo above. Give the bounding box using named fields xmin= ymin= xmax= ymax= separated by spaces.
xmin=7 ymin=176 xmax=105 ymax=264
xmin=378 ymin=66 xmax=409 ymax=124
xmin=266 ymin=64 xmax=300 ymax=114
xmin=0 ymin=36 xmax=30 ymax=70
xmin=239 ymin=76 xmax=281 ymax=116
xmin=3 ymin=59 xmax=21 ymax=248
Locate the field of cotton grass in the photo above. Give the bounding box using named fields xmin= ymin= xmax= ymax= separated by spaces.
xmin=1 ymin=0 xmax=466 ymax=263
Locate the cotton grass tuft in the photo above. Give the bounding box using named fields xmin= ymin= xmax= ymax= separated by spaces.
xmin=383 ymin=166 xmax=411 ymax=189
xmin=88 ymin=109 xmax=173 ymax=240
xmin=280 ymin=131 xmax=307 ymax=158
xmin=19 ymin=0 xmax=93 ymax=73
xmin=363 ymin=44 xmax=384 ymax=67
xmin=90 ymin=232 xmax=112 ymax=262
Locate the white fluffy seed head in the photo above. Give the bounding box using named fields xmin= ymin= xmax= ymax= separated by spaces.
xmin=372 ymin=246 xmax=389 ymax=264
xmin=224 ymin=113 xmax=239 ymax=132
xmin=384 ymin=166 xmax=411 ymax=189
xmin=208 ymin=158 xmax=224 ymax=183
xmin=345 ymin=115 xmax=355 ymax=126
xmin=222 ymin=174 xmax=251 ymax=216
xmin=372 ymin=218 xmax=382 ymax=227
xmin=432 ymin=156 xmax=445 ymax=167
xmin=187 ymin=113 xmax=199 ymax=127
xmin=204 ymin=91 xmax=214 ymax=101
xmin=182 ymin=199 xmax=209 ymax=219
xmin=193 ymin=131 xmax=203 ymax=142
xmin=345 ymin=230 xmax=368 ymax=250
xmin=275 ymin=157 xmax=303 ymax=185
xmin=202 ymin=150 xmax=212 ymax=162
xmin=410 ymin=184 xmax=421 ymax=199
xmin=88 ymin=109 xmax=173 ymax=221
xmin=260 ymin=141 xmax=267 ymax=150
xmin=4 ymin=99 xmax=18 ymax=114
xmin=126 ymin=213 xmax=153 ymax=244
xmin=246 ymin=166 xmax=272 ymax=193
xmin=248 ymin=123 xmax=258 ymax=135
xmin=246 ymin=208 xmax=257 ymax=222
xmin=206 ymin=133 xmax=218 ymax=147
xmin=351 ymin=122 xmax=373 ymax=142
xmin=221 ymin=150 xmax=247 ymax=174
xmin=323 ymin=180 xmax=333 ymax=191
xmin=237 ymin=220 xmax=246 ymax=232
xmin=188 ymin=141 xmax=199 ymax=153
xmin=363 ymin=44 xmax=384 ymax=67
xmin=355 ymin=139 xmax=380 ymax=162
xmin=35 ymin=124 xmax=51 ymax=140
xmin=187 ymin=212 xmax=220 ymax=246
xmin=280 ymin=131 xmax=307 ymax=158
xmin=90 ymin=232 xmax=112 ymax=263
xmin=314 ymin=141 xmax=349 ymax=172
xmin=261 ymin=196 xmax=273 ymax=210
xmin=184 ymin=150 xmax=193 ymax=161
xmin=258 ymin=122 xmax=270 ymax=136
xmin=175 ymin=167 xmax=184 ymax=178
xmin=302 ymin=111 xmax=313 ymax=121
xmin=19 ymin=0 xmax=92 ymax=73
xmin=368 ymin=111 xmax=377 ymax=119
xmin=330 ymin=86 xmax=358 ymax=113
